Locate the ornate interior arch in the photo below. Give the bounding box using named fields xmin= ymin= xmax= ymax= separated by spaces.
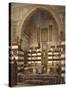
xmin=20 ymin=5 xmax=63 ymax=37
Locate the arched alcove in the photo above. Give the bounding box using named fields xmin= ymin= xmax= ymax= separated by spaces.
xmin=20 ymin=6 xmax=62 ymax=50
xmin=15 ymin=6 xmax=64 ymax=40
